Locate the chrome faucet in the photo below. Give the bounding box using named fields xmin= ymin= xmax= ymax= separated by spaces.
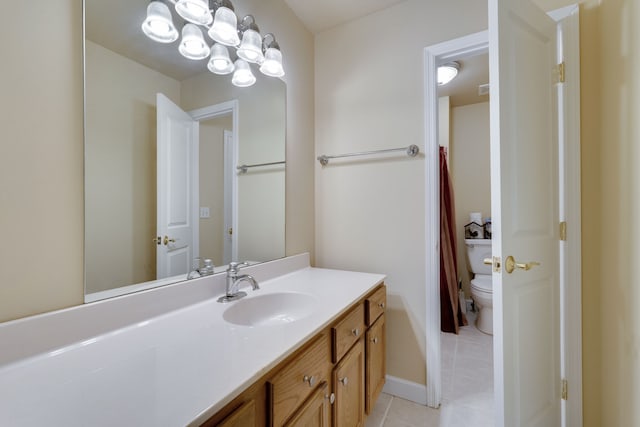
xmin=217 ymin=261 xmax=259 ymax=303
xmin=187 ymin=258 xmax=215 ymax=279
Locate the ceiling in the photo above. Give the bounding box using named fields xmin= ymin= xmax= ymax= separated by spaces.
xmin=86 ymin=0 xmax=488 ymax=106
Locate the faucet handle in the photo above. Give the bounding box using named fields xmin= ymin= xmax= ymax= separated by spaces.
xmin=227 ymin=261 xmax=249 ymax=274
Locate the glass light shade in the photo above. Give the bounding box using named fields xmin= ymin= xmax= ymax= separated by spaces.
xmin=237 ymin=29 xmax=264 ymax=64
xmin=179 ymin=24 xmax=211 ymax=60
xmin=141 ymin=1 xmax=179 ymax=43
xmin=208 ymin=7 xmax=240 ymax=47
xmin=175 ymin=0 xmax=213 ymax=26
xmin=231 ymin=59 xmax=256 ymax=87
xmin=259 ymin=48 xmax=285 ymax=78
xmin=207 ymin=43 xmax=235 ymax=74
xmin=437 ymin=63 xmax=460 ymax=85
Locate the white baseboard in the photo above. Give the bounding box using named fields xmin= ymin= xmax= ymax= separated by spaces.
xmin=382 ymin=375 xmax=428 ymax=406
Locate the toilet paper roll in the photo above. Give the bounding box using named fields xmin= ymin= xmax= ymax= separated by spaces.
xmin=470 ymin=212 xmax=482 ymax=224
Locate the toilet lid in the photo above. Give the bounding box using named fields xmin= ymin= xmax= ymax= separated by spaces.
xmin=471 ymin=275 xmax=492 ymax=292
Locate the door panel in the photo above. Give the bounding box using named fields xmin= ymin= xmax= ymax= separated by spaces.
xmin=489 ymin=0 xmax=560 ymax=425
xmin=156 ymin=93 xmax=199 ymax=279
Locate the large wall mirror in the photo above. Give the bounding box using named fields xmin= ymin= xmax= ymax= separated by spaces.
xmin=84 ymin=0 xmax=286 ymax=302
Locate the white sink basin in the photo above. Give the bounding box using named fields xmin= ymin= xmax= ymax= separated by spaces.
xmin=222 ymin=292 xmax=317 ymax=327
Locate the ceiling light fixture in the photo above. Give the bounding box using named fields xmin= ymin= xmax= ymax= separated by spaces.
xmin=437 ymin=62 xmax=460 ymax=86
xmin=141 ymin=0 xmax=285 ymax=87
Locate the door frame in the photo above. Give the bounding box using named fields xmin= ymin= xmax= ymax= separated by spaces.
xmin=423 ymin=5 xmax=581 ymax=425
xmin=423 ymin=29 xmax=490 ymax=409
xmin=188 ymin=99 xmax=240 ymax=266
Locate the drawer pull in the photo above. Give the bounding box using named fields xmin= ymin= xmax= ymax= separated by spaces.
xmin=352 ymin=328 xmax=360 ymax=337
xmin=371 ymin=337 xmax=379 ymax=344
xmin=378 ymin=302 xmax=385 ymax=309
xmin=339 ymin=377 xmax=348 ymax=386
xmin=303 ymin=375 xmax=316 ymax=387
xmin=326 ymin=392 xmax=336 ymax=404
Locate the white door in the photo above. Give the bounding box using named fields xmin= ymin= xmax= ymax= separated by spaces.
xmin=222 ymin=129 xmax=237 ymax=264
xmin=156 ymin=93 xmax=199 ymax=279
xmin=490 ymin=0 xmax=560 ymax=426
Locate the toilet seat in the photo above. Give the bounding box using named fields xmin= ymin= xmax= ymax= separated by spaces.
xmin=470 ymin=275 xmax=492 ymax=293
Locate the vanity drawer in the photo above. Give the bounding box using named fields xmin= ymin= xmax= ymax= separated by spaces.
xmin=332 ymin=303 xmax=365 ymax=363
xmin=268 ymin=332 xmax=331 ymax=426
xmin=365 ymin=285 xmax=386 ymax=326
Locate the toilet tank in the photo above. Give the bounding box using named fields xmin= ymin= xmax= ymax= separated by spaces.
xmin=464 ymin=239 xmax=492 ymax=275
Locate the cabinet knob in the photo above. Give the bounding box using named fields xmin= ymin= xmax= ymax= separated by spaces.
xmin=378 ymin=302 xmax=385 ymax=309
xmin=351 ymin=328 xmax=360 ymax=337
xmin=371 ymin=337 xmax=379 ymax=344
xmin=339 ymin=377 xmax=348 ymax=386
xmin=325 ymin=392 xmax=336 ymax=404
xmin=303 ymin=375 xmax=316 ymax=387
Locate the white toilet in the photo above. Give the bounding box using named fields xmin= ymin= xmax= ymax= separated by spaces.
xmin=464 ymin=238 xmax=493 ymax=335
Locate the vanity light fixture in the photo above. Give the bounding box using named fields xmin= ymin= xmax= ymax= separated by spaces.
xmin=141 ymin=0 xmax=285 ymax=87
xmin=437 ymin=62 xmax=460 ymax=86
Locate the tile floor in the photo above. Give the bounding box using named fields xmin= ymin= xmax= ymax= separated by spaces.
xmin=366 ymin=312 xmax=494 ymax=427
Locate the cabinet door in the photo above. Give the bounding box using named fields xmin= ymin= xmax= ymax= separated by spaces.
xmin=284 ymin=382 xmax=330 ymax=427
xmin=216 ymin=400 xmax=255 ymax=427
xmin=365 ymin=314 xmax=386 ymax=414
xmin=333 ymin=339 xmax=364 ymax=427
xmin=269 ymin=333 xmax=331 ymax=426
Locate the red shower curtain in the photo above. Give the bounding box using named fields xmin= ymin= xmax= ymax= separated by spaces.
xmin=440 ymin=147 xmax=467 ymax=333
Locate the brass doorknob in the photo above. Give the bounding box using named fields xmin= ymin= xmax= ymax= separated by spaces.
xmin=163 ymin=236 xmax=176 ymax=245
xmin=505 ymin=255 xmax=540 ymax=274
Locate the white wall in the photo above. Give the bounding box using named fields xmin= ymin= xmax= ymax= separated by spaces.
xmin=450 ymin=102 xmax=491 ymax=296
xmin=314 ymin=0 xmax=488 ymax=385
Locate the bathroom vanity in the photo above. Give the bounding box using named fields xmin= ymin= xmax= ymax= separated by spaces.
xmin=0 ymin=254 xmax=386 ymax=426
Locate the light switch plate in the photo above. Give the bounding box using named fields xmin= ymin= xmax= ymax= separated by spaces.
xmin=200 ymin=207 xmax=210 ymax=218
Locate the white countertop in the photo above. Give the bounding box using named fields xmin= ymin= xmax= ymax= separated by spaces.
xmin=0 ymin=256 xmax=384 ymax=426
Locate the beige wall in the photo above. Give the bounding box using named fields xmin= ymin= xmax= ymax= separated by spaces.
xmin=579 ymin=1 xmax=640 ymax=425
xmin=0 ymin=1 xmax=84 ymax=321
xmin=84 ymin=41 xmax=181 ymax=294
xmin=199 ymin=116 xmax=232 ymax=265
xmin=314 ymin=0 xmax=488 ymax=385
xmin=0 ymin=0 xmax=314 ymax=323
xmin=450 ymin=102 xmax=491 ymax=296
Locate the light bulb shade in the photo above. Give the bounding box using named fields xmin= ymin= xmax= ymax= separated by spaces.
xmin=175 ymin=0 xmax=213 ymax=26
xmin=208 ymin=7 xmax=240 ymax=46
xmin=259 ymin=47 xmax=285 ymax=78
xmin=237 ymin=29 xmax=264 ymax=64
xmin=141 ymin=1 xmax=179 ymax=43
xmin=207 ymin=43 xmax=235 ymax=74
xmin=231 ymin=59 xmax=256 ymax=87
xmin=179 ymin=24 xmax=211 ymax=60
xmin=437 ymin=62 xmax=460 ymax=85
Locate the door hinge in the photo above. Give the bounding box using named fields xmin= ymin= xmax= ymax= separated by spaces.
xmin=559 ymin=221 xmax=567 ymax=241
xmin=561 ymin=378 xmax=568 ymax=400
xmin=554 ymin=61 xmax=566 ymax=83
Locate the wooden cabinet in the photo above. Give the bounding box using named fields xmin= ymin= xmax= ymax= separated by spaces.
xmin=365 ymin=315 xmax=385 ymax=414
xmin=284 ymin=382 xmax=331 ymax=427
xmin=202 ymin=284 xmax=386 ymax=427
xmin=331 ymin=303 xmax=365 ymax=363
xmin=365 ymin=285 xmax=386 ymax=326
xmin=332 ymin=339 xmax=365 ymax=427
xmin=268 ymin=333 xmax=332 ymax=426
xmin=216 ymin=400 xmax=256 ymax=427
